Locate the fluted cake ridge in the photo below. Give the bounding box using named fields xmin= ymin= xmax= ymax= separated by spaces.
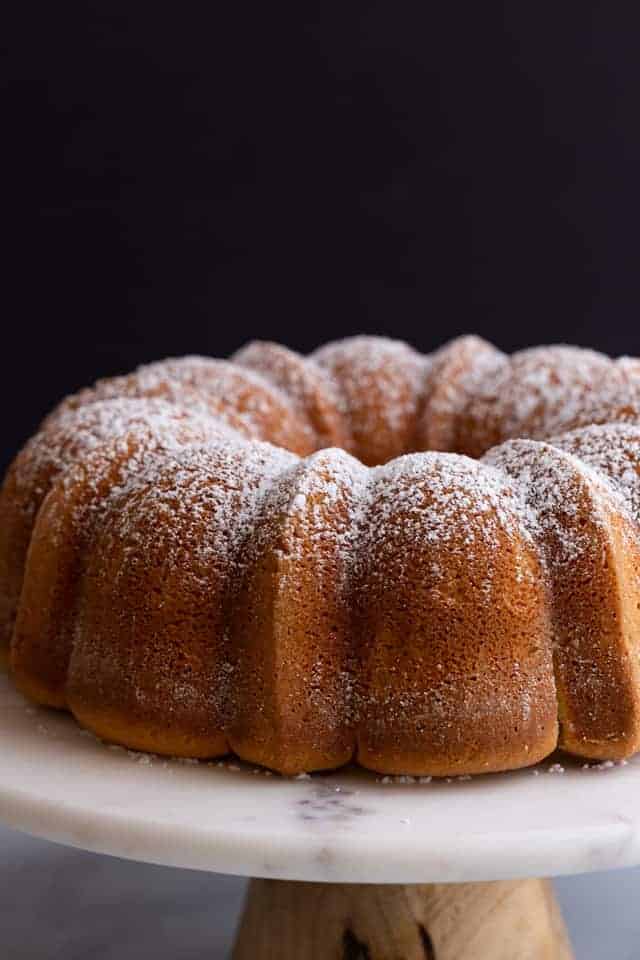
xmin=2 ymin=334 xmax=640 ymax=776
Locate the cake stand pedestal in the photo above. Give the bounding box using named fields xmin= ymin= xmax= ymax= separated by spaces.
xmin=234 ymin=877 xmax=571 ymax=958
xmin=2 ymin=674 xmax=639 ymax=958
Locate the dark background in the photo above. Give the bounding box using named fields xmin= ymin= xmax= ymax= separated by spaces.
xmin=4 ymin=3 xmax=640 ymax=471
xmin=3 ymin=11 xmax=640 ymax=954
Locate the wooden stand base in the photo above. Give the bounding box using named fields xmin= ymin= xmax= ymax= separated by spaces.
xmin=233 ymin=877 xmax=573 ymax=959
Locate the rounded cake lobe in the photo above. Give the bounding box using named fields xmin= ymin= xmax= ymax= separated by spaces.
xmin=485 ymin=438 xmax=640 ymax=760
xmin=65 ymin=440 xmax=296 ymax=758
xmin=227 ymin=448 xmax=368 ymax=774
xmin=6 ymin=333 xmax=640 ymax=778
xmin=47 ymin=356 xmax=316 ymax=456
xmin=547 ymin=421 xmax=640 ymax=524
xmin=547 ymin=356 xmax=640 ymax=435
xmin=460 ymin=344 xmax=615 ymax=458
xmin=232 ymin=340 xmax=351 ymax=452
xmin=416 ymin=335 xmax=507 ymax=454
xmin=355 ymin=452 xmax=557 ymax=777
xmin=10 ymin=409 xmax=236 ymax=708
xmin=311 ymin=335 xmax=430 ymax=466
xmin=0 ymin=397 xmax=223 ymax=665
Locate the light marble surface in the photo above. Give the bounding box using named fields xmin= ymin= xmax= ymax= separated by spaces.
xmin=0 ymin=823 xmax=639 ymax=959
xmin=1 ymin=674 xmax=640 ymax=883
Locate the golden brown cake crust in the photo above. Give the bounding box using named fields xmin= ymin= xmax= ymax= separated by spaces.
xmin=355 ymin=454 xmax=557 ymax=775
xmin=312 ymin=336 xmax=428 ymax=465
xmin=486 ymin=440 xmax=640 ymax=760
xmin=227 ymin=449 xmax=367 ymax=774
xmin=0 ymin=398 xmax=228 ymax=659
xmin=4 ymin=335 xmax=640 ymax=777
xmin=232 ymin=341 xmax=351 ymax=453
xmin=66 ymin=441 xmax=296 ymax=758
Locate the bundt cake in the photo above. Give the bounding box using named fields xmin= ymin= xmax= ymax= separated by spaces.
xmin=2 ymin=335 xmax=640 ymax=776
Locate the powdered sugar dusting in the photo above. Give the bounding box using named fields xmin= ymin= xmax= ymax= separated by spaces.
xmin=312 ymin=335 xmax=430 ymax=464
xmin=6 ymin=334 xmax=640 ymax=778
xmin=371 ymin=451 xmax=531 ymax=552
xmin=225 ymin=445 xmax=369 ymax=749
xmin=463 ymin=345 xmax=618 ymax=455
xmin=233 ymin=340 xmax=350 ymax=450
xmin=48 ymin=355 xmax=315 ymax=455
xmin=484 ymin=438 xmax=626 ymax=566
xmin=419 ymin=335 xmax=507 ymax=452
xmin=107 ymin=438 xmax=297 ymax=577
xmin=19 ymin=396 xmax=231 ymax=509
xmin=549 ymin=422 xmax=640 ymax=524
xmin=66 ymin=437 xmax=298 ymax=721
xmin=0 ymin=397 xmax=239 ymax=648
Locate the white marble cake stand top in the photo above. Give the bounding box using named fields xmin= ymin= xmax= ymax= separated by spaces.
xmin=0 ymin=673 xmax=638 ymax=883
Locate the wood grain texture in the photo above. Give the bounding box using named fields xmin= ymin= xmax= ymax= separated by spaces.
xmin=233 ymin=878 xmax=574 ymax=959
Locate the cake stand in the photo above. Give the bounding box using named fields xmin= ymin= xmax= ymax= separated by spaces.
xmin=2 ymin=673 xmax=639 ymax=958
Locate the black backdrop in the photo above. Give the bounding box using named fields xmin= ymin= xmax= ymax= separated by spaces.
xmin=4 ymin=3 xmax=640 ymax=471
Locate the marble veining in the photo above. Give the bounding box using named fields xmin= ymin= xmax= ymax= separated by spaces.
xmin=295 ymin=782 xmax=369 ymax=827
xmin=2 ymin=674 xmax=640 ymax=883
